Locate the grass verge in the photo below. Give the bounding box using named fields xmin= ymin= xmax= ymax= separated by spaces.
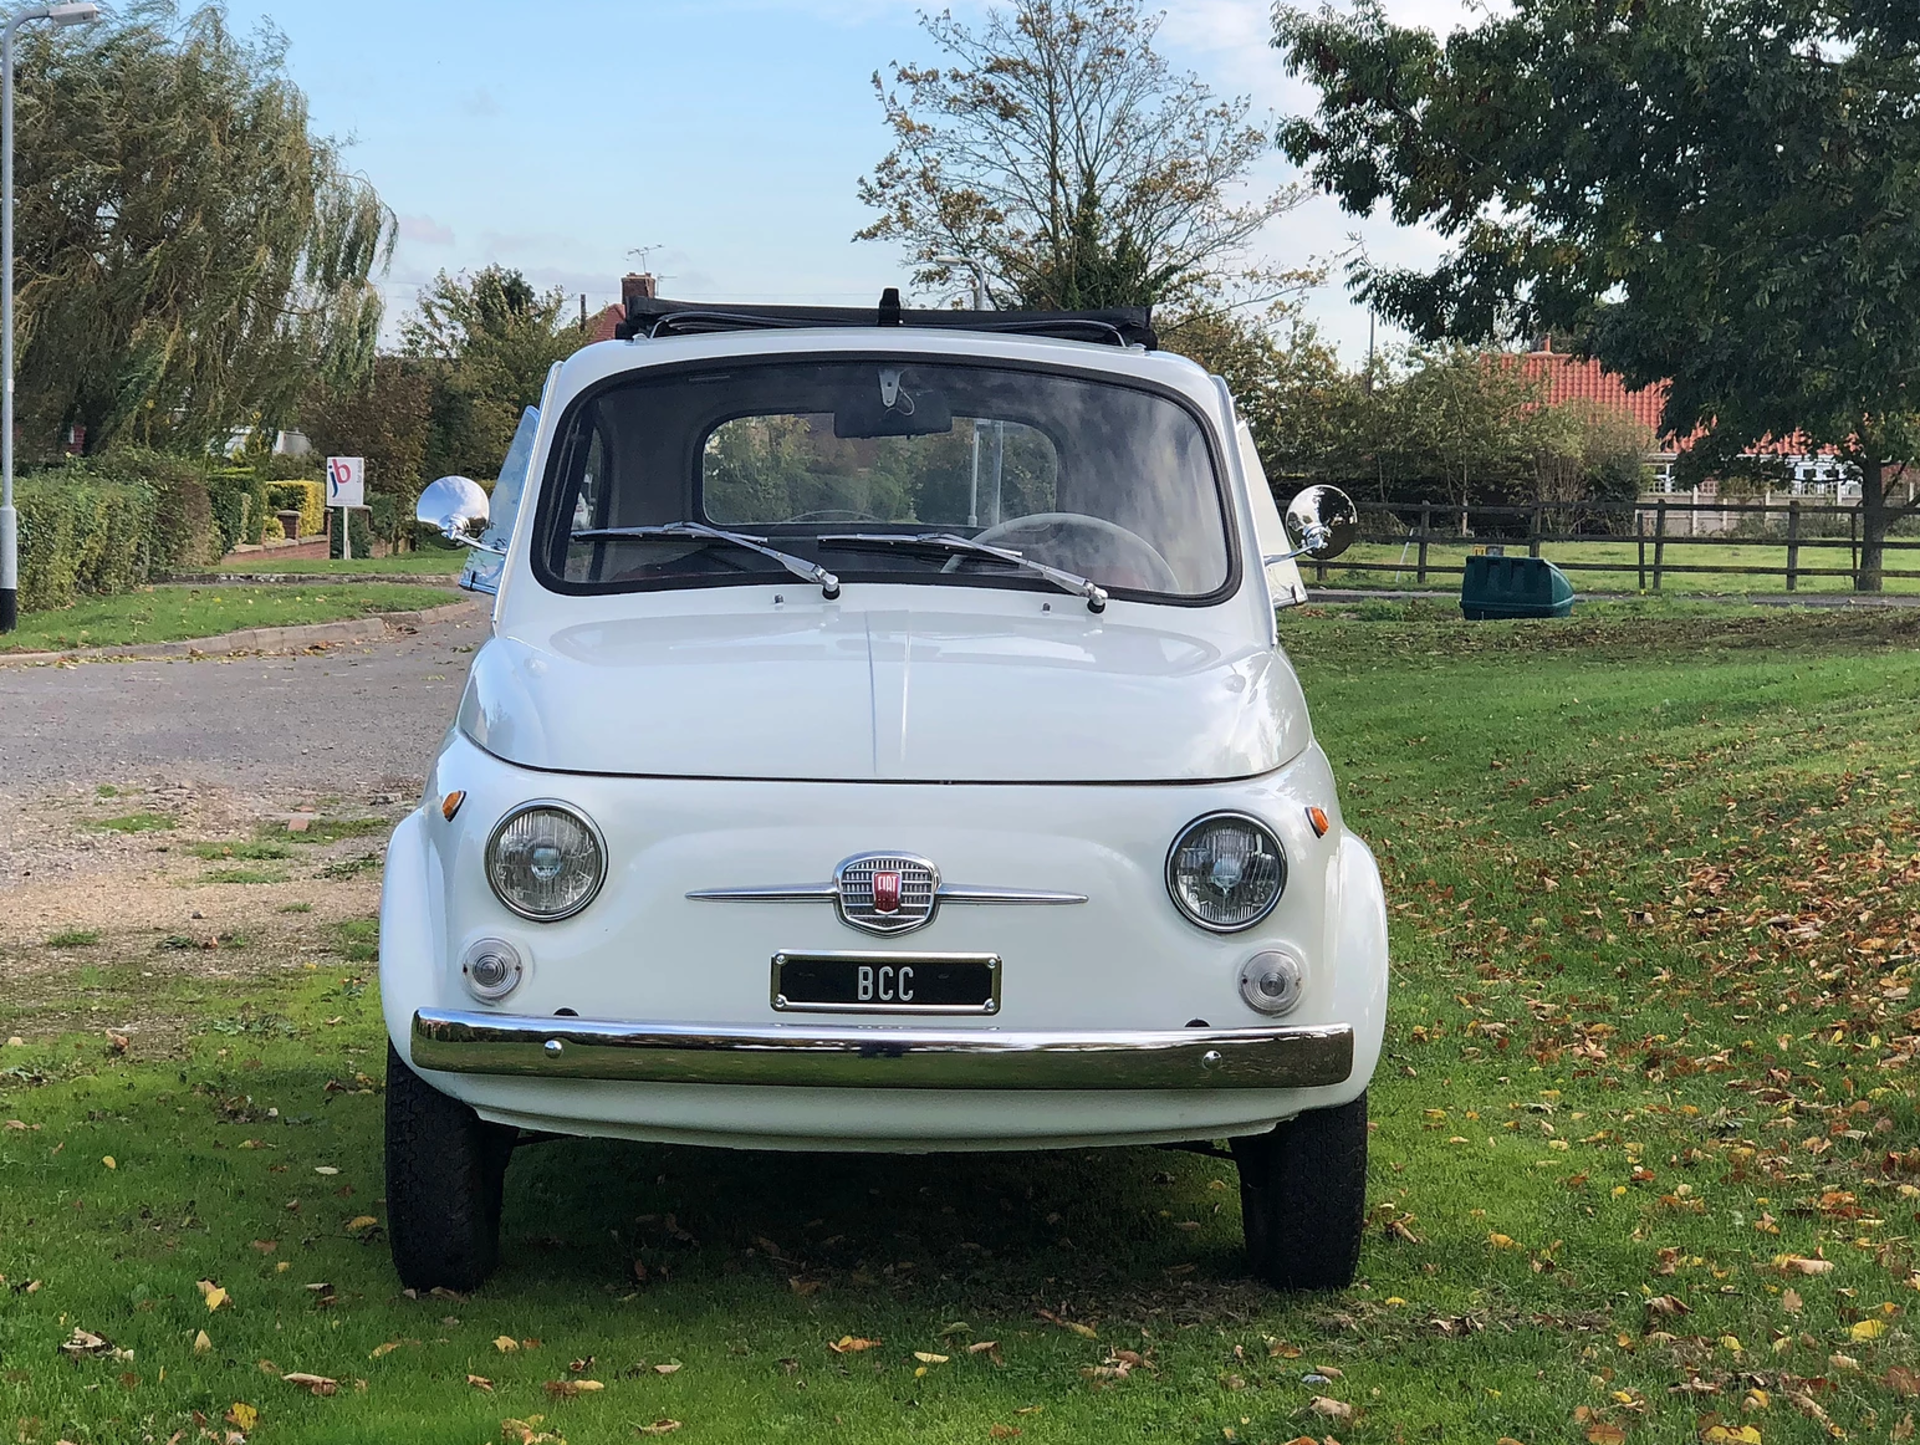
xmin=3 ymin=585 xmax=463 ymax=653
xmin=3 ymin=604 xmax=1919 ymax=1442
xmin=209 ymin=552 xmax=469 ymax=578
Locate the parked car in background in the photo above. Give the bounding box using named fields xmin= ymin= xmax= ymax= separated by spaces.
xmin=382 ymin=293 xmax=1387 ymax=1292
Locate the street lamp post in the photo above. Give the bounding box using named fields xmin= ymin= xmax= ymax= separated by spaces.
xmin=0 ymin=1 xmax=97 ymax=633
xmin=933 ymin=255 xmax=991 ymax=524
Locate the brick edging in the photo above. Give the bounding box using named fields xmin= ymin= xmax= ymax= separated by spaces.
xmin=0 ymin=600 xmax=480 ymax=667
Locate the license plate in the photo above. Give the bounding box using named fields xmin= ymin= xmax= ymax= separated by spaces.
xmin=771 ymin=951 xmax=1001 ymax=1015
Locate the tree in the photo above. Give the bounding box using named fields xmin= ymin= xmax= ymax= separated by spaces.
xmin=400 ymin=266 xmax=588 ymax=480
xmin=1273 ymin=0 xmax=1920 ymax=589
xmin=301 ymin=356 xmax=432 ymax=524
xmin=857 ymin=0 xmax=1297 ymax=312
xmin=13 ymin=3 xmax=392 ymax=457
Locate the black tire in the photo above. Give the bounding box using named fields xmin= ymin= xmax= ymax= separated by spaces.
xmin=1230 ymin=1091 xmax=1368 ymax=1290
xmin=385 ymin=1040 xmax=514 ymax=1292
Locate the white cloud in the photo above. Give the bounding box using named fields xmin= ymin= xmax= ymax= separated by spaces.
xmin=397 ymin=213 xmax=454 ymax=246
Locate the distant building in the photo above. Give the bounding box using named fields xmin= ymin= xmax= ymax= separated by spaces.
xmin=588 ymin=272 xmax=658 ymax=344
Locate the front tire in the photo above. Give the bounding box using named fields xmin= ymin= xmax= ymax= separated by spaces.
xmin=385 ymin=1041 xmax=513 ymax=1292
xmin=1231 ymin=1092 xmax=1368 ymax=1290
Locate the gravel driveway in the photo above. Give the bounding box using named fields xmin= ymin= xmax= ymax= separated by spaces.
xmin=0 ymin=602 xmax=487 ymax=799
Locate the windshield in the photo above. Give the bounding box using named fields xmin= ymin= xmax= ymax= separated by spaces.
xmin=532 ymin=358 xmax=1235 ymax=603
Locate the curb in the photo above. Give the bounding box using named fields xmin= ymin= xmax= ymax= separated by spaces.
xmin=0 ymin=600 xmax=481 ymax=667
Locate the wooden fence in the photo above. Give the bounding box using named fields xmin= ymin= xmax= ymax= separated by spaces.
xmin=1331 ymin=498 xmax=1920 ymax=591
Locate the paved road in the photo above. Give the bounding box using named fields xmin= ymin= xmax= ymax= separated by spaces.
xmin=0 ymin=604 xmax=488 ymax=798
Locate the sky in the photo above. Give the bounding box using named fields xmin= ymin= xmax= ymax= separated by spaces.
xmin=215 ymin=0 xmax=1478 ymax=361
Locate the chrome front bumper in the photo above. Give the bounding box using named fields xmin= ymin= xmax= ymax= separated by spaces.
xmin=411 ymin=1009 xmax=1353 ymax=1091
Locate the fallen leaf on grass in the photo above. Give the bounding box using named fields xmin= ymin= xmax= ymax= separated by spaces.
xmin=913 ymin=1352 xmax=949 ymax=1365
xmin=1036 ymin=1310 xmax=1097 ymax=1339
xmin=313 ymin=1166 xmax=339 ymax=1176
xmin=345 ymin=1216 xmax=378 ymax=1233
xmin=544 ymin=1379 xmax=604 ymax=1398
xmin=501 ymin=1417 xmax=561 ymax=1444
xmin=197 ymin=1281 xmax=228 ymax=1312
xmin=1647 ymin=1295 xmax=1692 ymax=1320
xmin=494 ymin=1336 xmax=520 ymax=1353
xmin=1774 ymin=1255 xmax=1833 ymax=1276
xmin=467 ymin=1375 xmax=494 ymax=1392
xmin=370 ymin=1340 xmax=412 ymax=1359
xmin=224 ymin=1404 xmax=258 ymax=1431
xmin=988 ymin=1428 xmax=1020 ymax=1441
xmin=635 ymin=1422 xmax=682 ymax=1437
xmin=1308 ymin=1396 xmax=1352 ymax=1421
xmin=1888 ymin=1366 xmax=1920 ymax=1396
xmin=194 ymin=1331 xmax=212 ymax=1355
xmin=966 ymin=1340 xmax=999 ymax=1354
xmin=1851 ymin=1318 xmax=1888 ymax=1342
xmin=1699 ymin=1426 xmax=1760 ymax=1444
xmin=101 ymin=1156 xmax=115 ymax=1170
xmin=828 ymin=1336 xmax=880 ymax=1354
xmin=59 ymin=1328 xmax=114 ymax=1357
xmin=1781 ymin=1289 xmax=1802 ymax=1314
xmin=1584 ymin=1422 xmax=1627 ymax=1445
xmin=282 ymin=1372 xmax=338 ymax=1396
xmin=652 ymin=1362 xmax=681 ymax=1375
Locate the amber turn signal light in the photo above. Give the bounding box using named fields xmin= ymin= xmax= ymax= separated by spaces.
xmin=1305 ymin=806 xmax=1329 ymax=837
xmin=441 ymin=790 xmax=466 ymax=822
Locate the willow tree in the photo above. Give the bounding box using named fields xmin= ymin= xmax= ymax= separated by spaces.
xmin=856 ymin=0 xmax=1298 ymax=313
xmin=12 ymin=4 xmax=393 ymax=456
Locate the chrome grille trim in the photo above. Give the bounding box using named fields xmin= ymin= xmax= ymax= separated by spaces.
xmin=833 ymin=852 xmax=940 ymax=934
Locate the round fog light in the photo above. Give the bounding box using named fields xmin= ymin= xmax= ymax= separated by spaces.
xmin=1239 ymin=949 xmax=1304 ymax=1016
xmin=461 ymin=938 xmax=524 ymax=1002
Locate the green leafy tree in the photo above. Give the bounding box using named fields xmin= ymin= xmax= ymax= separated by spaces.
xmin=300 ymin=356 xmax=432 ymax=536
xmin=1273 ymin=0 xmax=1920 ymax=589
xmin=401 ymin=266 xmax=588 ymax=480
xmin=857 ymin=0 xmax=1298 ymax=312
xmin=13 ymin=3 xmax=391 ymax=457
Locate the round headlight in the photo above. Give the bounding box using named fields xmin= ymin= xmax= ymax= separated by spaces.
xmin=486 ymin=803 xmax=605 ymax=921
xmin=1165 ymin=812 xmax=1286 ymax=932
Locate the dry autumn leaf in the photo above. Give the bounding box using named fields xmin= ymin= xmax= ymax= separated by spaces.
xmin=282 ymin=1372 xmax=338 ymax=1396
xmin=101 ymin=1156 xmax=115 ymax=1170
xmin=653 ymin=1362 xmax=682 ymax=1375
xmin=467 ymin=1375 xmax=494 ymax=1392
xmin=635 ymin=1422 xmax=682 ymax=1437
xmin=345 ymin=1216 xmax=378 ymax=1233
xmin=223 ymin=1403 xmax=258 ymax=1431
xmin=543 ymin=1378 xmax=605 ymax=1398
xmin=197 ymin=1280 xmax=228 ymax=1312
xmin=193 ymin=1330 xmax=212 ymax=1355
xmin=1699 ymin=1424 xmax=1762 ymax=1444
xmin=1781 ymin=1289 xmax=1802 ymax=1314
xmin=988 ymin=1428 xmax=1021 ymax=1441
xmin=1851 ymin=1318 xmax=1888 ymax=1342
xmin=828 ymin=1336 xmax=880 ymax=1354
xmin=1308 ymin=1396 xmax=1352 ymax=1421
xmin=1774 ymin=1255 xmax=1834 ymax=1276
xmin=913 ymin=1352 xmax=950 ymax=1365
xmin=1585 ymin=1423 xmax=1628 ymax=1445
xmin=494 ymin=1336 xmax=520 ymax=1352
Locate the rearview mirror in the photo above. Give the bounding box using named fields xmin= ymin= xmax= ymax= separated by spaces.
xmin=416 ymin=475 xmax=496 ymax=548
xmin=1282 ymin=485 xmax=1357 ymax=562
xmin=834 ymin=368 xmax=954 ymax=439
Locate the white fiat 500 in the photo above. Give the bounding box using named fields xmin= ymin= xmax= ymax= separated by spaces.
xmin=382 ymin=294 xmax=1386 ymax=1293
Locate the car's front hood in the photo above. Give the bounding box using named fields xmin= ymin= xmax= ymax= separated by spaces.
xmin=457 ymin=608 xmax=1310 ymax=782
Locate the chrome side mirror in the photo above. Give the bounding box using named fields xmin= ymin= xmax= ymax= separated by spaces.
xmin=1281 ymin=485 xmax=1357 ymax=562
xmin=416 ymin=476 xmax=500 ymax=551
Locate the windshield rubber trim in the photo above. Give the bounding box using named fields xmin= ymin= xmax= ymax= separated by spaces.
xmin=524 ymin=351 xmax=1243 ymax=611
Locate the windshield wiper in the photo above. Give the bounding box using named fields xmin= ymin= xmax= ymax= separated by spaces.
xmin=572 ymin=522 xmax=841 ymax=599
xmin=821 ymin=532 xmax=1108 ymax=613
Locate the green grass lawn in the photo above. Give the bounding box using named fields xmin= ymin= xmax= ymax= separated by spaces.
xmin=3 ymin=585 xmax=464 ymax=653
xmin=1320 ymin=537 xmax=1920 ymax=594
xmin=210 ymin=551 xmax=469 ymax=578
xmin=5 ymin=603 xmax=1920 ymax=1442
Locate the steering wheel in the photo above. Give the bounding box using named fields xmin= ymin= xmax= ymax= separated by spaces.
xmin=957 ymin=512 xmax=1180 ymax=593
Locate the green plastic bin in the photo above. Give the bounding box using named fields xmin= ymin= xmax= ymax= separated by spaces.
xmin=1460 ymin=554 xmax=1575 ymax=620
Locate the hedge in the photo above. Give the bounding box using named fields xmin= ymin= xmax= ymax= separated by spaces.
xmin=15 ymin=475 xmax=156 ymax=612
xmin=207 ymin=466 xmax=270 ymax=551
xmin=266 ymin=479 xmax=324 ymax=539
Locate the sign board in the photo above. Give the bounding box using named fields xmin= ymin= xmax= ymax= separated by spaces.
xmin=325 ymin=456 xmax=365 ymax=509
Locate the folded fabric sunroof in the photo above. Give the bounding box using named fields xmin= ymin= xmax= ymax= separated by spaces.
xmin=616 ymin=288 xmax=1157 ymax=350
